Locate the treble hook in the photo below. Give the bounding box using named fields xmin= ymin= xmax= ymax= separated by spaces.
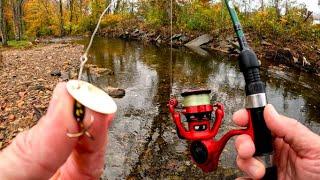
xmin=66 ymin=101 xmax=95 ymax=140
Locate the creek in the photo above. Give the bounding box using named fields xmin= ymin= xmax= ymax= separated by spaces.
xmin=79 ymin=38 xmax=320 ymax=179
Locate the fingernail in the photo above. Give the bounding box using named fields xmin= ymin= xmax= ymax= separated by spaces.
xmin=268 ymin=104 xmax=279 ymax=118
xmin=248 ymin=164 xmax=259 ymax=177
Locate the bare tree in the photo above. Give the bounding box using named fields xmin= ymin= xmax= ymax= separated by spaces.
xmin=260 ymin=0 xmax=264 ymax=11
xmin=0 ymin=0 xmax=7 ymax=45
xmin=285 ymin=0 xmax=288 ymax=15
xmin=274 ymin=0 xmax=281 ymax=18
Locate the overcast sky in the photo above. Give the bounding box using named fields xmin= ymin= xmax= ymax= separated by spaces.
xmin=298 ymin=0 xmax=320 ymax=14
xmin=226 ymin=0 xmax=320 ymax=14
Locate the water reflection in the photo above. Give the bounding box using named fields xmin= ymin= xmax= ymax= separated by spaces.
xmin=81 ymin=38 xmax=320 ymax=179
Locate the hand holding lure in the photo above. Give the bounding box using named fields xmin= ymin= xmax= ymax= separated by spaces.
xmin=66 ymin=1 xmax=117 ymax=140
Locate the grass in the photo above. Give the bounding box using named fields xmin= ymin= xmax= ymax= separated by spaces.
xmin=6 ymin=40 xmax=32 ymax=48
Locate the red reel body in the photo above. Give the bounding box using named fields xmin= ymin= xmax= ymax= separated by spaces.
xmin=168 ymin=90 xmax=253 ymax=172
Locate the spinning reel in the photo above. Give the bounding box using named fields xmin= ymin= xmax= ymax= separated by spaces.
xmin=168 ymin=90 xmax=253 ymax=172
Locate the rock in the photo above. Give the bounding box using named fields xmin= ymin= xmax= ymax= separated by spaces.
xmin=50 ymin=69 xmax=61 ymax=76
xmin=300 ymin=56 xmax=311 ymax=66
xmin=275 ymin=48 xmax=295 ymax=65
xmin=179 ymin=35 xmax=189 ymax=43
xmin=154 ymin=35 xmax=161 ymax=41
xmin=156 ymin=38 xmax=162 ymax=44
xmin=185 ymin=34 xmax=213 ymax=47
xmin=35 ymin=84 xmax=45 ymax=91
xmin=171 ymin=34 xmax=182 ymax=40
xmin=60 ymin=71 xmax=70 ymax=81
xmin=185 ymin=161 xmax=191 ymax=166
xmin=130 ymin=29 xmax=141 ymax=38
xmin=186 ymin=46 xmax=209 ymax=57
xmin=104 ymin=87 xmax=126 ymax=98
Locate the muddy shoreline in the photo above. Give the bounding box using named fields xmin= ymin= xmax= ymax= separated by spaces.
xmin=100 ymin=27 xmax=320 ymax=75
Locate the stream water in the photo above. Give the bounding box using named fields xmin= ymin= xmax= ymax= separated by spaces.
xmin=80 ymin=38 xmax=320 ymax=179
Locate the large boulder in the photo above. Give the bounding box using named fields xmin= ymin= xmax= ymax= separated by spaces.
xmin=185 ymin=34 xmax=213 ymax=47
xmin=274 ymin=48 xmax=296 ymax=65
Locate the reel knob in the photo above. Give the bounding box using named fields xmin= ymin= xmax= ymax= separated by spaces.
xmin=190 ymin=141 xmax=208 ymax=164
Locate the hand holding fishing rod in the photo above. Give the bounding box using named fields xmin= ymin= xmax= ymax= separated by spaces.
xmin=224 ymin=0 xmax=276 ymax=179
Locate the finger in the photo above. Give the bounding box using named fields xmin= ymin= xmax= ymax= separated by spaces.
xmin=0 ymin=83 xmax=78 ymax=179
xmin=59 ymin=109 xmax=115 ymax=179
xmin=235 ymin=134 xmax=255 ymax=159
xmin=235 ymin=177 xmax=252 ymax=180
xmin=237 ymin=156 xmax=266 ymax=179
xmin=264 ymin=104 xmax=320 ymax=157
xmin=233 ymin=109 xmax=249 ymax=127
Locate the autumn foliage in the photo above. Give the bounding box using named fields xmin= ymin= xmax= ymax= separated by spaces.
xmin=0 ymin=0 xmax=318 ymax=47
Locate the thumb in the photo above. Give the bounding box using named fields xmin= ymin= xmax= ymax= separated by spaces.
xmin=264 ymin=104 xmax=320 ymax=157
xmin=0 ymin=83 xmax=79 ymax=179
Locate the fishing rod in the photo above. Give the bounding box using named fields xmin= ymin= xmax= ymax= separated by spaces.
xmin=225 ymin=0 xmax=277 ymax=179
xmin=168 ymin=1 xmax=277 ymax=179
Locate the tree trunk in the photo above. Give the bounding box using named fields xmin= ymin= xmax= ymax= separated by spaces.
xmin=0 ymin=0 xmax=7 ymax=45
xmin=69 ymin=0 xmax=73 ymax=34
xmin=114 ymin=0 xmax=120 ymax=12
xmin=285 ymin=0 xmax=288 ymax=15
xmin=18 ymin=0 xmax=23 ymax=38
xmin=12 ymin=0 xmax=24 ymax=40
xmin=59 ymin=0 xmax=64 ymax=36
xmin=274 ymin=0 xmax=281 ymax=18
xmin=260 ymin=0 xmax=264 ymax=11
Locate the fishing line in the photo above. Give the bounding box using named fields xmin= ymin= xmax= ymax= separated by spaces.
xmin=170 ymin=0 xmax=174 ymax=96
xmin=78 ymin=0 xmax=115 ymax=82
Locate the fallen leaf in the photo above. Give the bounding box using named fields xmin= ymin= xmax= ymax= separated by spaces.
xmin=8 ymin=114 xmax=15 ymax=121
xmin=18 ymin=91 xmax=26 ymax=100
xmin=17 ymin=101 xmax=24 ymax=108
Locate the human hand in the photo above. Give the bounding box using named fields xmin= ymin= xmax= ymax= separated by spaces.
xmin=0 ymin=82 xmax=114 ymax=179
xmin=233 ymin=104 xmax=320 ymax=180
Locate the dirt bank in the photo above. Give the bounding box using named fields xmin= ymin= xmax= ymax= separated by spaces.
xmin=0 ymin=43 xmax=83 ymax=149
xmin=100 ymin=27 xmax=320 ymax=75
